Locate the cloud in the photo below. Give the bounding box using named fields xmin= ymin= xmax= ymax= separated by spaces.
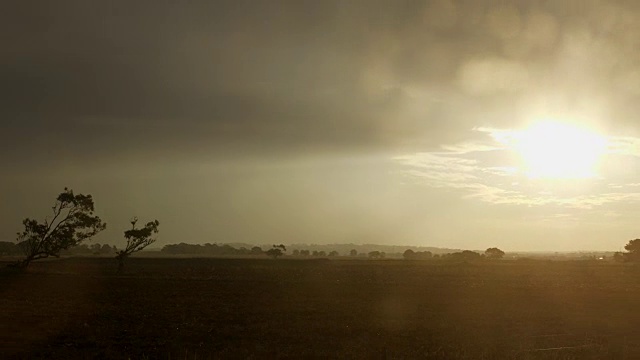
xmin=4 ymin=0 xmax=640 ymax=167
xmin=0 ymin=2 xmax=450 ymax=164
xmin=396 ymin=127 xmax=640 ymax=210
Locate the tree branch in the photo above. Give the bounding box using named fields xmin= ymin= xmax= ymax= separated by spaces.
xmin=44 ymin=207 xmax=76 ymax=241
xmin=33 ymin=202 xmax=72 ymax=256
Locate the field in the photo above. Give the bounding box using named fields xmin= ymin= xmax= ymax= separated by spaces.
xmin=3 ymin=257 xmax=640 ymax=359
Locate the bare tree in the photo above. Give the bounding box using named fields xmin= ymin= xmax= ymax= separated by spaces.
xmin=13 ymin=188 xmax=106 ymax=268
xmin=115 ymin=217 xmax=159 ymax=274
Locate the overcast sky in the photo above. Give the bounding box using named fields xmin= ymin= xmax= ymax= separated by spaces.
xmin=4 ymin=1 xmax=640 ymax=251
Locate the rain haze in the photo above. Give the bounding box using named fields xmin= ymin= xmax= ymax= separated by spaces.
xmin=4 ymin=0 xmax=640 ymax=251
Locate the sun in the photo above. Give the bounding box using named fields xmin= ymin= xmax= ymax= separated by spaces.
xmin=512 ymin=120 xmax=607 ymax=179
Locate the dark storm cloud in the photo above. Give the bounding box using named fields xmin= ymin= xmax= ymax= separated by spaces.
xmin=3 ymin=0 xmax=640 ymax=165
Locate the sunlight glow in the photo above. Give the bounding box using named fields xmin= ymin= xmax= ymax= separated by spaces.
xmin=512 ymin=121 xmax=607 ymax=179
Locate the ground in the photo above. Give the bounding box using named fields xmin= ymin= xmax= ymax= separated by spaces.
xmin=2 ymin=257 xmax=640 ymax=359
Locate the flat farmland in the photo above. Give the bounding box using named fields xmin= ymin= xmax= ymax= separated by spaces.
xmin=2 ymin=258 xmax=640 ymax=359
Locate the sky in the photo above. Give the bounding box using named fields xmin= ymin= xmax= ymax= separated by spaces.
xmin=3 ymin=0 xmax=640 ymax=251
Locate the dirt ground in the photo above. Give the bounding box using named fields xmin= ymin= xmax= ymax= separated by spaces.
xmin=2 ymin=257 xmax=640 ymax=359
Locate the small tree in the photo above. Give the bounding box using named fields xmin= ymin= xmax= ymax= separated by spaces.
xmin=115 ymin=217 xmax=159 ymax=274
xmin=485 ymin=247 xmax=505 ymax=259
xmin=266 ymin=244 xmax=286 ymax=258
xmin=349 ymin=249 xmax=358 ymax=257
xmin=403 ymin=249 xmax=415 ymax=260
xmin=328 ymin=250 xmax=339 ymax=257
xmin=13 ymin=188 xmax=106 ymax=268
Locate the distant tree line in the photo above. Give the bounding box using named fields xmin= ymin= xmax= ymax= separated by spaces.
xmin=161 ymin=243 xmax=348 ymax=258
xmin=403 ymin=249 xmax=433 ymax=260
xmin=161 ymin=243 xmax=265 ymax=256
xmin=0 ymin=241 xmax=117 ymax=257
xmin=62 ymin=243 xmax=117 ymax=256
xmin=0 ymin=241 xmax=24 ymax=256
xmin=292 ymin=249 xmax=340 ymax=257
xmin=403 ymin=248 xmax=505 ymax=261
xmin=4 ymin=232 xmax=505 ymax=265
xmin=156 ymin=244 xmax=508 ymax=261
xmin=367 ymin=251 xmax=386 ymax=259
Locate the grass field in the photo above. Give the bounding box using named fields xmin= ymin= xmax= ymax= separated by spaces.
xmin=3 ymin=257 xmax=640 ymax=359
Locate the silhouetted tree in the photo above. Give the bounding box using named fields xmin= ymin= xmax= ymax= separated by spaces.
xmin=12 ymin=188 xmax=106 ymax=268
xmin=0 ymin=241 xmax=20 ymax=256
xmin=300 ymin=249 xmax=310 ymax=256
xmin=613 ymin=251 xmax=626 ymax=262
xmin=292 ymin=249 xmax=300 ymax=256
xmin=624 ymin=239 xmax=640 ymax=261
xmin=368 ymin=251 xmax=382 ymax=259
xmin=91 ymin=243 xmax=101 ymax=254
xmin=446 ymin=250 xmax=482 ymax=262
xmin=63 ymin=243 xmax=92 ymax=255
xmin=266 ymin=244 xmax=286 ymax=258
xmin=101 ymin=244 xmax=114 ymax=255
xmin=349 ymin=249 xmax=358 ymax=257
xmin=329 ymin=250 xmax=339 ymax=257
xmin=115 ymin=217 xmax=159 ymax=274
xmin=312 ymin=250 xmax=319 ymax=257
xmin=251 ymin=246 xmax=263 ymax=255
xmin=485 ymin=247 xmax=505 ymax=259
xmin=403 ymin=249 xmax=432 ymax=260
